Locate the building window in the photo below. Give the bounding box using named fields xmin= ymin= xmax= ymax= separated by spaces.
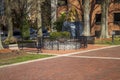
xmin=114 ymin=13 xmax=120 ymax=24
xmin=114 ymin=0 xmax=120 ymax=3
xmin=96 ymin=0 xmax=102 ymax=4
xmin=58 ymin=0 xmax=68 ymax=6
xmin=95 ymin=14 xmax=101 ymax=24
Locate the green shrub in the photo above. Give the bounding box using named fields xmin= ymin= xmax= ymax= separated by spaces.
xmin=50 ymin=32 xmax=60 ymax=40
xmin=60 ymin=31 xmax=70 ymax=39
xmin=49 ymin=31 xmax=70 ymax=40
xmin=53 ymin=13 xmax=66 ymax=32
xmin=21 ymin=18 xmax=30 ymax=40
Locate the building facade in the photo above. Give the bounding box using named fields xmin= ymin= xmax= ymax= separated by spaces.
xmin=57 ymin=0 xmax=120 ymax=36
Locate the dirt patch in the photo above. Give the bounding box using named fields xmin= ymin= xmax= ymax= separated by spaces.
xmin=0 ymin=44 xmax=108 ymax=59
xmin=0 ymin=49 xmax=12 ymax=54
xmin=0 ymin=50 xmax=26 ymax=60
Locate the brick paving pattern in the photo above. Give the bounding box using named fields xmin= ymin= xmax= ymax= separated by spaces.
xmin=0 ymin=46 xmax=120 ymax=80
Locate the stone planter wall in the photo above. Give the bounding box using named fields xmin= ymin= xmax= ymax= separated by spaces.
xmin=43 ymin=40 xmax=81 ymax=50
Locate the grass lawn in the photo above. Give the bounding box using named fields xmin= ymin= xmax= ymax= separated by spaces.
xmin=95 ymin=37 xmax=120 ymax=45
xmin=0 ymin=51 xmax=53 ymax=66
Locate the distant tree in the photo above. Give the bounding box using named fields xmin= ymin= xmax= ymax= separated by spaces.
xmin=12 ymin=0 xmax=31 ymax=39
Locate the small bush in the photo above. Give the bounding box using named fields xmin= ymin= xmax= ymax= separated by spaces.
xmin=53 ymin=13 xmax=66 ymax=32
xmin=49 ymin=31 xmax=70 ymax=40
xmin=21 ymin=18 xmax=30 ymax=40
xmin=60 ymin=31 xmax=70 ymax=39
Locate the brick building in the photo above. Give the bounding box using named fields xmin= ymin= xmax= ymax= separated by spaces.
xmin=57 ymin=0 xmax=120 ymax=36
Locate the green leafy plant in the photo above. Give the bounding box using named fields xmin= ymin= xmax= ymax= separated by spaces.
xmin=60 ymin=31 xmax=70 ymax=39
xmin=49 ymin=31 xmax=70 ymax=40
xmin=53 ymin=13 xmax=66 ymax=32
xmin=21 ymin=18 xmax=30 ymax=40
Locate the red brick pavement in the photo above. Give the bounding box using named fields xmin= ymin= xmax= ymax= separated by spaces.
xmin=0 ymin=46 xmax=120 ymax=80
xmin=73 ymin=46 xmax=120 ymax=57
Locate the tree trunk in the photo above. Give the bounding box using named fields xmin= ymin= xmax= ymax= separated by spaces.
xmin=4 ymin=0 xmax=16 ymax=44
xmin=7 ymin=16 xmax=13 ymax=38
xmin=105 ymin=0 xmax=110 ymax=38
xmin=0 ymin=0 xmax=4 ymax=49
xmin=83 ymin=0 xmax=90 ymax=36
xmin=100 ymin=0 xmax=110 ymax=38
xmin=0 ymin=26 xmax=3 ymax=49
xmin=37 ymin=0 xmax=42 ymax=37
xmin=5 ymin=0 xmax=13 ymax=38
xmin=51 ymin=0 xmax=57 ymax=32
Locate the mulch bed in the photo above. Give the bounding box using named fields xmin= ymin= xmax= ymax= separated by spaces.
xmin=95 ymin=38 xmax=112 ymax=41
xmin=0 ymin=49 xmax=12 ymax=54
xmin=0 ymin=44 xmax=108 ymax=59
xmin=0 ymin=49 xmax=26 ymax=59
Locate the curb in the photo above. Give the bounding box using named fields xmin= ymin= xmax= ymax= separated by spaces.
xmin=63 ymin=45 xmax=120 ymax=56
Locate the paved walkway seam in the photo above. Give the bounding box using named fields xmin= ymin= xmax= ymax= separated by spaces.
xmin=67 ymin=56 xmax=120 ymax=60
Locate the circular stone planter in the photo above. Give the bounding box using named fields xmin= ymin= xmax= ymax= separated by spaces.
xmin=43 ymin=39 xmax=81 ymax=50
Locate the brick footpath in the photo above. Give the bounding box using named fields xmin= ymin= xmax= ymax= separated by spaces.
xmin=0 ymin=45 xmax=120 ymax=80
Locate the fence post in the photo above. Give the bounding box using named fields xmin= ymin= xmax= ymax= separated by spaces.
xmin=112 ymin=31 xmax=115 ymax=44
xmin=36 ymin=37 xmax=42 ymax=53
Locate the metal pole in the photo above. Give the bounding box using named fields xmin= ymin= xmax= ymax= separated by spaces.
xmin=21 ymin=26 xmax=23 ymax=50
xmin=112 ymin=34 xmax=114 ymax=44
xmin=111 ymin=31 xmax=115 ymax=44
